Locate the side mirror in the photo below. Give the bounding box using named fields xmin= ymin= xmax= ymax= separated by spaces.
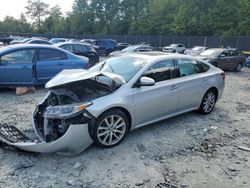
xmin=134 ymin=76 xmax=155 ymax=88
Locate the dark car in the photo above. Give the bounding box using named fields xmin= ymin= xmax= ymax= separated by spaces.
xmin=185 ymin=46 xmax=209 ymax=56
xmin=197 ymin=48 xmax=246 ymax=72
xmin=109 ymin=45 xmax=154 ymax=57
xmin=0 ymin=35 xmax=14 ymax=45
xmin=0 ymin=44 xmax=89 ymax=87
xmin=92 ymin=39 xmax=119 ymax=56
xmin=54 ymin=42 xmax=99 ymax=66
xmin=80 ymin=39 xmax=99 ymax=53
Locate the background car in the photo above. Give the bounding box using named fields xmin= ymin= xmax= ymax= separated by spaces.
xmin=109 ymin=45 xmax=154 ymax=57
xmin=49 ymin=38 xmax=69 ymax=44
xmin=0 ymin=42 xmax=4 ymax=48
xmin=246 ymin=56 xmax=250 ymax=67
xmin=197 ymin=48 xmax=246 ymax=72
xmin=185 ymin=46 xmax=209 ymax=56
xmin=80 ymin=39 xmax=100 ymax=53
xmin=163 ymin=44 xmax=186 ymax=53
xmin=54 ymin=42 xmax=99 ymax=66
xmin=0 ymin=44 xmax=89 ymax=87
xmin=25 ymin=39 xmax=52 ymax=45
xmin=92 ymin=39 xmax=119 ymax=56
xmin=0 ymin=35 xmax=14 ymax=45
xmin=118 ymin=43 xmax=130 ymax=50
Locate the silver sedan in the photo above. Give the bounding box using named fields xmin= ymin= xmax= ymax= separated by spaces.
xmin=0 ymin=52 xmax=225 ymax=155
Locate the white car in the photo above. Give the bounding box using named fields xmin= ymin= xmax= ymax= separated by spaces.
xmin=163 ymin=44 xmax=186 ymax=53
xmin=0 ymin=52 xmax=225 ymax=155
xmin=0 ymin=42 xmax=4 ymax=48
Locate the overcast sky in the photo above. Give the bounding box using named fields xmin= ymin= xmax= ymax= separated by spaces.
xmin=0 ymin=0 xmax=74 ymax=21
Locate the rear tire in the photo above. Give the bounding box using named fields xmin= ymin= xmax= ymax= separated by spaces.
xmin=91 ymin=109 xmax=129 ymax=148
xmin=199 ymin=89 xmax=217 ymax=115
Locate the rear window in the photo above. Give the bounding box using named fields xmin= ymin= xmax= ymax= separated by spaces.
xmin=177 ymin=59 xmax=207 ymax=77
xmin=39 ymin=49 xmax=67 ymax=61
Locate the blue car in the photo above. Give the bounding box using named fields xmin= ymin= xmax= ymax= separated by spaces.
xmin=0 ymin=44 xmax=89 ymax=87
xmin=91 ymin=39 xmax=119 ymax=56
xmin=246 ymin=56 xmax=250 ymax=67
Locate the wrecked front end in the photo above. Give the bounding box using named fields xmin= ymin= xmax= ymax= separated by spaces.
xmin=0 ymin=70 xmax=124 ymax=155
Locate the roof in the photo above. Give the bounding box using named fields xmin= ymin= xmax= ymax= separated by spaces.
xmin=118 ymin=51 xmax=193 ymax=62
xmin=0 ymin=44 xmax=67 ymax=55
xmin=53 ymin=42 xmax=91 ymax=47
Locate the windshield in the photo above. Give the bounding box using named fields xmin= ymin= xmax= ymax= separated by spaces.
xmin=170 ymin=44 xmax=177 ymax=47
xmin=89 ymin=56 xmax=147 ymax=82
xmin=192 ymin=46 xmax=205 ymax=51
xmin=200 ymin=49 xmax=223 ymax=56
xmin=121 ymin=46 xmax=138 ymax=52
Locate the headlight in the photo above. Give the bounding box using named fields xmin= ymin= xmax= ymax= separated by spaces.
xmin=44 ymin=102 xmax=93 ymax=119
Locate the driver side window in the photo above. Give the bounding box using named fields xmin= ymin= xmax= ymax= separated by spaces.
xmin=144 ymin=60 xmax=175 ymax=82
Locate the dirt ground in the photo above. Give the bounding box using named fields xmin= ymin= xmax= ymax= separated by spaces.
xmin=0 ymin=68 xmax=250 ymax=188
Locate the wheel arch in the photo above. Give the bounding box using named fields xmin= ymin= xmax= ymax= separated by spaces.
xmin=98 ymin=106 xmax=132 ymax=131
xmin=207 ymin=87 xmax=218 ymax=101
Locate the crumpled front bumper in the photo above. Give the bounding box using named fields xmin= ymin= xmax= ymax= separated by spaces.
xmin=0 ymin=123 xmax=93 ymax=156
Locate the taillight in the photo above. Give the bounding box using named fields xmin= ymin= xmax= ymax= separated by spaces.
xmin=220 ymin=72 xmax=225 ymax=80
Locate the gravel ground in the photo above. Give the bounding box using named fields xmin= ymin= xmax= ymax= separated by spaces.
xmin=0 ymin=67 xmax=250 ymax=188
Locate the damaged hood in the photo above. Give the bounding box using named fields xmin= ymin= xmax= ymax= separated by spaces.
xmin=45 ymin=69 xmax=126 ymax=89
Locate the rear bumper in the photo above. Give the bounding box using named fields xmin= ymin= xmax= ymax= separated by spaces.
xmin=0 ymin=123 xmax=93 ymax=156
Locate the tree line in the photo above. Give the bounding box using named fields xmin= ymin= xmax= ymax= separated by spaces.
xmin=0 ymin=0 xmax=250 ymax=37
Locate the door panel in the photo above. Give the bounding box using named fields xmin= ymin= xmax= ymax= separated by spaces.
xmin=175 ymin=75 xmax=207 ymax=110
xmin=133 ymin=81 xmax=179 ymax=126
xmin=0 ymin=49 xmax=35 ymax=86
xmin=35 ymin=49 xmax=68 ymax=84
xmin=175 ymin=59 xmax=208 ymax=111
xmin=133 ymin=59 xmax=179 ymax=127
xmin=218 ymin=50 xmax=232 ymax=70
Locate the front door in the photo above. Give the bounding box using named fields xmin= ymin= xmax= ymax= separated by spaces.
xmin=133 ymin=59 xmax=179 ymax=127
xmin=0 ymin=49 xmax=36 ymax=86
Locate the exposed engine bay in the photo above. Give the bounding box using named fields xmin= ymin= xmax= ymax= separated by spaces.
xmin=0 ymin=70 xmax=125 ymax=155
xmin=33 ymin=78 xmax=114 ymax=142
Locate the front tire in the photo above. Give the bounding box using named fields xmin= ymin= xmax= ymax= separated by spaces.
xmin=235 ymin=63 xmax=243 ymax=72
xmin=91 ymin=109 xmax=129 ymax=148
xmin=199 ymin=89 xmax=217 ymax=115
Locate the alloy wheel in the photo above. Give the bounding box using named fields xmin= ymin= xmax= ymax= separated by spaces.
xmin=97 ymin=115 xmax=126 ymax=146
xmin=202 ymin=92 xmax=216 ymax=113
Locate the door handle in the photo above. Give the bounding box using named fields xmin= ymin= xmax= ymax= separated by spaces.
xmin=22 ymin=65 xmax=30 ymax=69
xmin=170 ymin=85 xmax=179 ymax=90
xmin=58 ymin=62 xmax=64 ymax=65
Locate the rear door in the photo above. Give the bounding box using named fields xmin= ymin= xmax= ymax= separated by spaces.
xmin=175 ymin=58 xmax=209 ymax=111
xmin=133 ymin=59 xmax=179 ymax=126
xmin=229 ymin=50 xmax=241 ymax=69
xmin=218 ymin=50 xmax=231 ymax=70
xmin=35 ymin=48 xmax=68 ymax=84
xmin=0 ymin=49 xmax=36 ymax=86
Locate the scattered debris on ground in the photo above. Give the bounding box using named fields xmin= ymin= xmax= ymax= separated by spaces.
xmin=0 ymin=68 xmax=250 ymax=187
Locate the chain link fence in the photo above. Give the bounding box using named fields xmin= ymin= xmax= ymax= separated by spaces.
xmin=2 ymin=33 xmax=250 ymax=51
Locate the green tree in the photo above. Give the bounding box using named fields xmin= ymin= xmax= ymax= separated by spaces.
xmin=42 ymin=5 xmax=65 ymax=34
xmin=25 ymin=0 xmax=49 ymax=29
